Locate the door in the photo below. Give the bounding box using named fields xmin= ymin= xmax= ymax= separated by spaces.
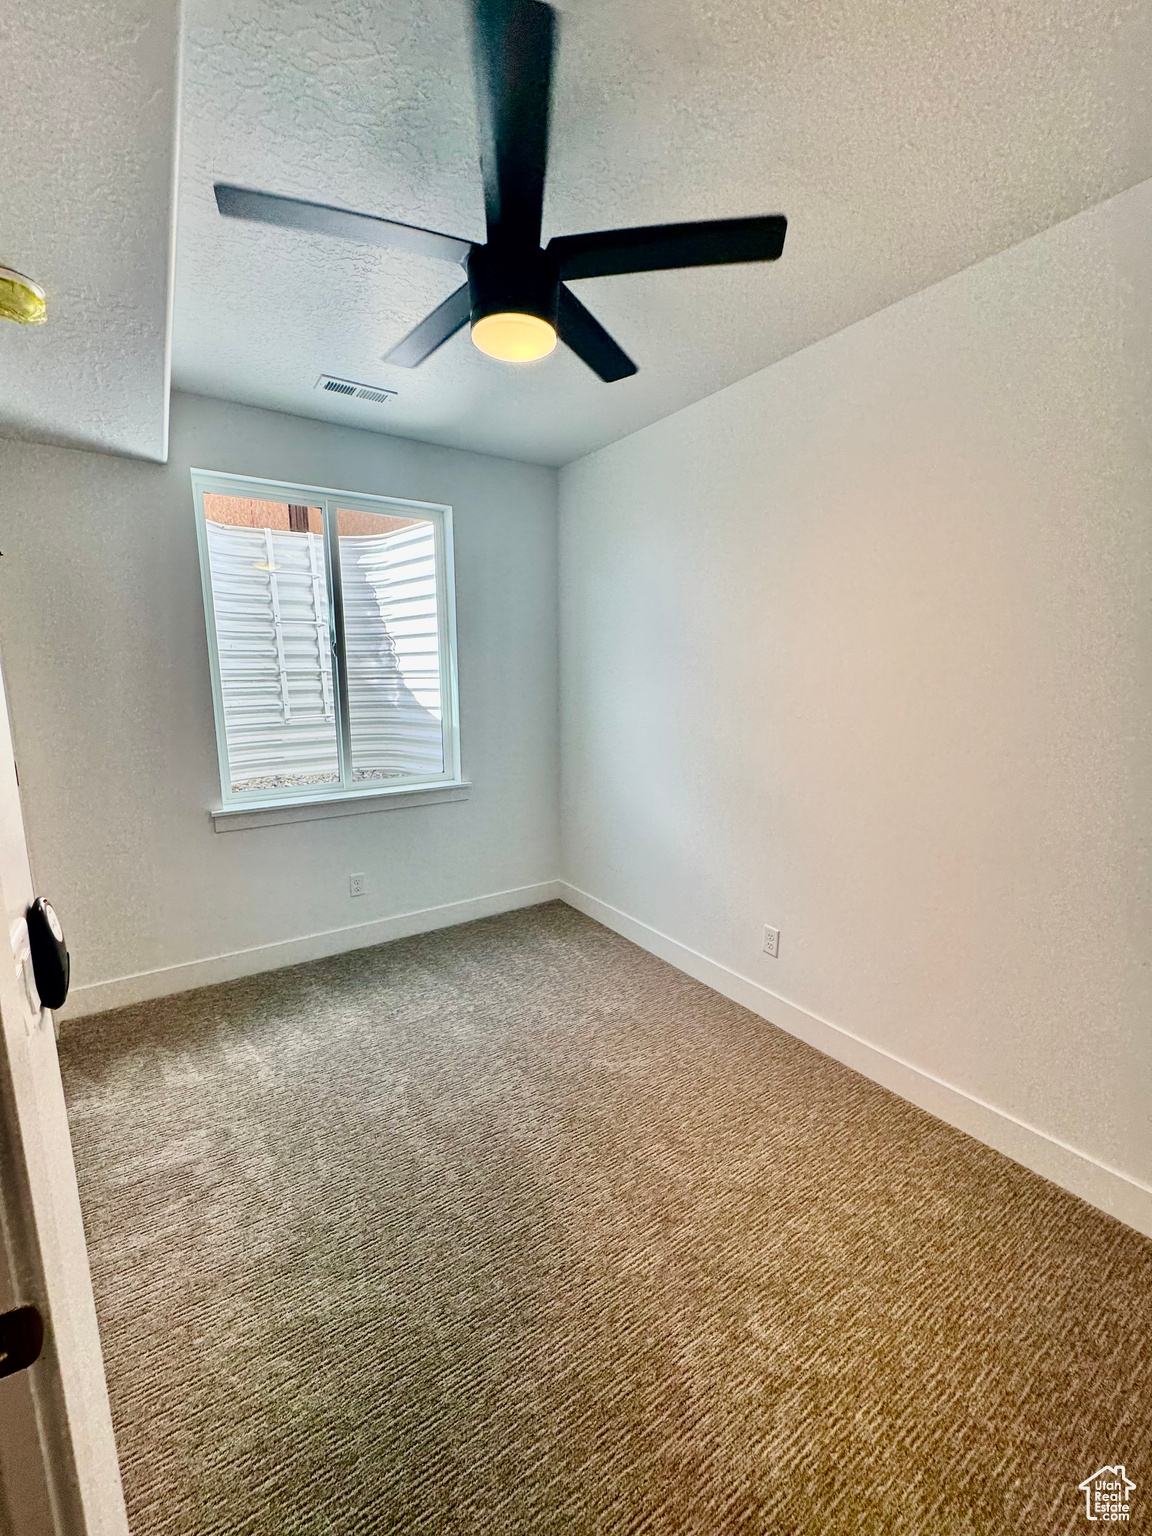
xmin=0 ymin=644 xmax=128 ymax=1536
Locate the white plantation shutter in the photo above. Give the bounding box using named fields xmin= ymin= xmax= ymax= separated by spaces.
xmin=206 ymin=518 xmax=444 ymax=789
xmin=340 ymin=524 xmax=444 ymax=778
xmin=206 ymin=522 xmax=338 ymax=787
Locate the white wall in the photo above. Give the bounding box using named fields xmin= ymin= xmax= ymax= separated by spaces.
xmin=0 ymin=393 xmax=559 ymax=1010
xmin=559 ymin=180 xmax=1152 ymax=1233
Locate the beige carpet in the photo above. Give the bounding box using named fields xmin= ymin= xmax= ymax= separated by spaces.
xmin=59 ymin=903 xmax=1151 ymax=1535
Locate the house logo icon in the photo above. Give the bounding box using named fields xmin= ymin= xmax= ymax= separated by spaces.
xmin=1078 ymin=1465 xmax=1136 ymax=1522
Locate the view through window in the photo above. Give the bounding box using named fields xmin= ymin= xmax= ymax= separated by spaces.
xmin=193 ymin=475 xmax=458 ymax=805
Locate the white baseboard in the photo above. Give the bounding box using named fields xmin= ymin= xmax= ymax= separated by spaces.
xmin=558 ymin=882 xmax=1152 ymax=1240
xmin=62 ymin=876 xmax=1151 ymax=1239
xmin=63 ymin=881 xmax=563 ymax=1021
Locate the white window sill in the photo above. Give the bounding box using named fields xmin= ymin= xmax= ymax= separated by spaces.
xmin=211 ymin=780 xmax=471 ymax=832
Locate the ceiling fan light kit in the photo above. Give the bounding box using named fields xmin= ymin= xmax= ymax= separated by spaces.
xmin=213 ymin=0 xmax=787 ymax=383
xmin=471 ymin=312 xmax=557 ymax=361
xmin=467 ymin=240 xmax=559 ymax=360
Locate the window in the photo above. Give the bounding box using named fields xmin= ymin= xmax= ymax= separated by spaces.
xmin=191 ymin=471 xmax=460 ymax=809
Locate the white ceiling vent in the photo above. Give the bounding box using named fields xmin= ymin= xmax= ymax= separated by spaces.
xmin=315 ymin=375 xmax=397 ymax=406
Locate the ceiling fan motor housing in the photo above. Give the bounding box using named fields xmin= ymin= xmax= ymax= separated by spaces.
xmin=467 ymin=243 xmax=559 ymax=328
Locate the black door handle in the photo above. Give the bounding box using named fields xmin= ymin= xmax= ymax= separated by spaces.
xmin=26 ymin=898 xmax=69 ymax=1010
xmin=0 ymin=1305 xmax=44 ymax=1378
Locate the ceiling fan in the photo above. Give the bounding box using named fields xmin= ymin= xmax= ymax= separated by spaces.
xmin=214 ymin=0 xmax=787 ymax=382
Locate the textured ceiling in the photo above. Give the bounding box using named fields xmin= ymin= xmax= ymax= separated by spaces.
xmin=0 ymin=0 xmax=181 ymax=462
xmin=182 ymin=0 xmax=1152 ymax=464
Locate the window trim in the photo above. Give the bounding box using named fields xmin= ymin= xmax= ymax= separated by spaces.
xmin=190 ymin=469 xmax=462 ymax=812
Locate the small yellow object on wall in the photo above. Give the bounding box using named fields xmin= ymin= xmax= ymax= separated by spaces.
xmin=0 ymin=267 xmax=47 ymax=325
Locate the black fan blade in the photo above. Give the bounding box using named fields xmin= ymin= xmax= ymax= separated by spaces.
xmin=384 ymin=284 xmax=473 ymax=367
xmin=215 ymin=185 xmax=471 ymax=265
xmin=549 ymin=214 xmax=787 ymax=280
xmin=557 ymin=285 xmax=637 ymax=382
xmin=470 ymin=0 xmax=555 ymax=247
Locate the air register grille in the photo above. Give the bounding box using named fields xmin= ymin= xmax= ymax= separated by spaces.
xmin=315 ymin=375 xmax=397 ymax=405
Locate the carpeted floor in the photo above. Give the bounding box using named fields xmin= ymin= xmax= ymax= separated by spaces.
xmin=59 ymin=903 xmax=1150 ymax=1535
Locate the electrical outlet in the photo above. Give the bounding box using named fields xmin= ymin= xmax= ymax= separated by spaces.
xmin=349 ymin=873 xmax=367 ymax=898
xmin=762 ymin=925 xmax=780 ymax=958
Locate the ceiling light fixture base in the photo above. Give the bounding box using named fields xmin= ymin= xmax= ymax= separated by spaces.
xmin=0 ymin=267 xmax=47 ymax=325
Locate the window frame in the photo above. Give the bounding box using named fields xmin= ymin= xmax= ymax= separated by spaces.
xmin=191 ymin=469 xmax=462 ymax=812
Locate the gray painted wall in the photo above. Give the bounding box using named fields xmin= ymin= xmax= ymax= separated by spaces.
xmin=0 ymin=393 xmax=559 ymax=1002
xmin=559 ymin=180 xmax=1152 ymax=1219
